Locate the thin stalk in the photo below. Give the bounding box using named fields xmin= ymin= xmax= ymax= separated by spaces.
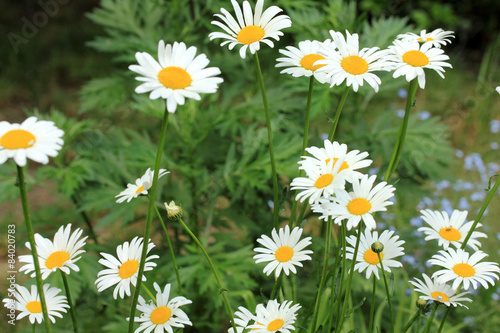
xmin=422 ymin=303 xmax=438 ymax=333
xmin=417 ymin=308 xmax=422 ymax=333
xmin=270 ymin=273 xmax=284 ymax=300
xmin=153 ymin=204 xmax=182 ymax=294
xmin=334 ymin=223 xmax=348 ymax=332
xmin=328 ymin=85 xmax=350 ymax=141
xmin=178 ymin=217 xmax=237 ymax=333
xmin=436 ymin=306 xmax=451 ymax=333
xmin=33 ymin=324 xmax=36 ymax=333
xmin=368 ymin=275 xmax=377 ymax=333
xmin=291 ymin=274 xmax=297 ymax=303
xmin=17 ymin=165 xmax=52 ymax=333
xmin=128 ymin=110 xmax=169 ymax=332
xmin=254 ymin=52 xmax=279 ymax=228
xmin=70 ymin=195 xmax=98 ymax=244
xmin=60 ymin=271 xmax=78 ymax=333
xmin=402 ymin=309 xmax=421 ymax=333
xmin=384 ymin=79 xmax=418 ymax=181
xmin=295 ymin=200 xmax=308 ymax=227
xmin=142 ymin=284 xmax=156 ymax=303
xmin=324 ymin=225 xmax=344 ymax=333
xmin=378 ymin=253 xmax=394 ymax=333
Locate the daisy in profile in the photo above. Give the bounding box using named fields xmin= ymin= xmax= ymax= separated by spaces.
xmin=313 ymin=175 xmax=395 ymax=230
xmin=209 ymin=0 xmax=292 ymax=59
xmin=2 ymin=284 xmax=69 ymax=324
xmin=410 ymin=273 xmax=472 ymax=308
xmin=229 ymin=306 xmax=261 ymax=333
xmin=385 ymin=39 xmax=452 ymax=89
xmin=397 ymin=28 xmax=454 ymax=48
xmin=95 ymin=237 xmax=159 ymax=299
xmin=0 ymin=117 xmax=64 ymax=167
xmin=19 ymin=224 xmax=87 ymax=280
xmin=129 ymin=282 xmax=192 ymax=333
xmin=275 ymin=40 xmax=328 ymax=83
xmin=116 ymin=168 xmax=170 ymax=203
xmin=249 ymin=300 xmax=301 ymax=332
xmin=418 ymin=209 xmax=487 ymax=251
xmin=346 ymin=229 xmax=405 ymax=279
xmin=299 ymin=140 xmax=372 ymax=183
xmin=429 ymin=248 xmax=500 ymax=290
xmin=129 ymin=41 xmax=223 ymax=113
xmin=316 ymin=30 xmax=391 ymax=92
xmin=254 ymin=226 xmax=313 ymax=277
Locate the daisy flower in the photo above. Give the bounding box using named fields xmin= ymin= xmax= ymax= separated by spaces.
xmin=312 ymin=175 xmax=395 ymax=230
xmin=429 ymin=248 xmax=500 ymax=290
xmin=129 ymin=282 xmax=192 ymax=333
xmin=385 ymin=39 xmax=452 ymax=89
xmin=315 ymin=30 xmax=391 ymax=92
xmin=418 ymin=209 xmax=487 ymax=251
xmin=95 ymin=237 xmax=159 ymax=299
xmin=229 ymin=305 xmax=261 ymax=333
xmin=249 ymin=300 xmax=301 ymax=333
xmin=19 ymin=224 xmax=87 ymax=280
xmin=410 ymin=273 xmax=472 ymax=308
xmin=209 ymin=0 xmax=292 ymax=59
xmin=346 ymin=229 xmax=405 ymax=279
xmin=116 ymin=168 xmax=170 ymax=203
xmin=129 ymin=40 xmax=223 ymax=113
xmin=496 ymin=86 xmax=500 ymax=94
xmin=2 ymin=284 xmax=69 ymax=324
xmin=0 ymin=116 xmax=64 ymax=167
xmin=254 ymin=225 xmax=313 ymax=277
xmin=397 ymin=28 xmax=454 ymax=48
xmin=275 ymin=40 xmax=328 ymax=83
xmin=298 ymin=140 xmax=372 ymax=183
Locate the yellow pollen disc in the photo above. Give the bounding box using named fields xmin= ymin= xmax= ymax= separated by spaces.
xmin=26 ymin=301 xmax=43 ymax=313
xmin=45 ymin=251 xmax=70 ymax=269
xmin=0 ymin=129 xmax=36 ymax=150
xmin=267 ymin=319 xmax=285 ymax=331
xmin=431 ymin=291 xmax=449 ymax=302
xmin=315 ymin=174 xmax=334 ymax=188
xmin=325 ymin=157 xmax=349 ymax=172
xmin=300 ymin=54 xmax=326 ymax=71
xmin=275 ymin=246 xmax=294 ymax=262
xmin=439 ymin=227 xmax=461 ymax=242
xmin=347 ymin=198 xmax=372 ymax=215
xmin=417 ymin=37 xmax=434 ymax=42
xmin=364 ymin=249 xmax=383 ymax=265
xmin=237 ymin=25 xmax=265 ymax=45
xmin=135 ymin=185 xmax=145 ymax=194
xmin=453 ymin=263 xmax=475 ymax=278
xmin=118 ymin=260 xmax=139 ymax=279
xmin=340 ymin=55 xmax=369 ymax=75
xmin=157 ymin=66 xmax=192 ymax=90
xmin=402 ymin=50 xmax=429 ymax=67
xmin=150 ymin=306 xmax=172 ymax=325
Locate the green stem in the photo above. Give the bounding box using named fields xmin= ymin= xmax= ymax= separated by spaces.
xmin=324 ymin=224 xmax=344 ymax=333
xmin=378 ymin=252 xmax=394 ymax=333
xmin=128 ymin=110 xmax=169 ymax=333
xmin=402 ymin=308 xmax=420 ymax=333
xmin=60 ymin=271 xmax=78 ymax=333
xmin=254 ymin=52 xmax=279 ymax=229
xmin=271 ymin=273 xmax=284 ymax=300
xmin=33 ymin=324 xmax=36 ymax=333
xmin=369 ymin=275 xmax=377 ymax=333
xmin=142 ymin=284 xmax=156 ymax=303
xmin=153 ymin=204 xmax=182 ymax=294
xmin=17 ymin=165 xmax=52 ymax=333
xmin=384 ymin=79 xmax=418 ymax=181
xmin=328 ymin=85 xmax=350 ymax=141
xmin=334 ymin=223 xmax=348 ymax=332
xmin=178 ymin=217 xmax=237 ymax=333
xmin=295 ymin=199 xmax=308 ymax=227
xmin=437 ymin=307 xmax=451 ymax=333
xmin=422 ymin=302 xmax=439 ymax=333
xmin=417 ymin=308 xmax=422 ymax=333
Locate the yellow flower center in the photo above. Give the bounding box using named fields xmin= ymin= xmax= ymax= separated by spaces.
xmin=402 ymin=50 xmax=429 ymax=67
xmin=26 ymin=301 xmax=43 ymax=313
xmin=417 ymin=37 xmax=434 ymax=42
xmin=118 ymin=260 xmax=139 ymax=279
xmin=347 ymin=198 xmax=372 ymax=215
xmin=453 ymin=263 xmax=475 ymax=278
xmin=315 ymin=174 xmax=334 ymax=188
xmin=300 ymin=54 xmax=326 ymax=71
xmin=267 ymin=319 xmax=285 ymax=331
xmin=340 ymin=55 xmax=369 ymax=75
xmin=45 ymin=251 xmax=70 ymax=270
xmin=237 ymin=25 xmax=265 ymax=45
xmin=438 ymin=227 xmax=461 ymax=242
xmin=157 ymin=66 xmax=192 ymax=89
xmin=0 ymin=129 xmax=36 ymax=150
xmin=135 ymin=185 xmax=146 ymax=194
xmin=150 ymin=306 xmax=172 ymax=325
xmin=325 ymin=158 xmax=349 ymax=172
xmin=431 ymin=291 xmax=449 ymax=302
xmin=275 ymin=246 xmax=294 ymax=262
xmin=364 ymin=249 xmax=383 ymax=265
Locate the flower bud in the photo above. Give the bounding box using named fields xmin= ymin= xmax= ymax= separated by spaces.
xmin=371 ymin=241 xmax=384 ymax=253
xmin=165 ymin=201 xmax=182 ymax=220
xmin=416 ymin=298 xmax=427 ymax=309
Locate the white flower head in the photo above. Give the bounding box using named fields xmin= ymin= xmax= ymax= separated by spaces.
xmin=496 ymin=86 xmax=500 ymax=94
xmin=249 ymin=300 xmax=301 ymax=333
xmin=397 ymin=28 xmax=455 ymax=48
xmin=275 ymin=40 xmax=328 ymax=83
xmin=410 ymin=273 xmax=472 ymax=308
xmin=116 ymin=168 xmax=170 ymax=203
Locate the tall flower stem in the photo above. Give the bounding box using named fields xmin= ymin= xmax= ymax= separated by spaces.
xmin=178 ymin=217 xmax=237 ymax=333
xmin=436 ymin=307 xmax=451 ymax=333
xmin=402 ymin=308 xmax=421 ymax=333
xmin=324 ymin=224 xmax=345 ymax=333
xmin=153 ymin=204 xmax=182 ymax=294
xmin=368 ymin=275 xmax=377 ymax=333
xmin=377 ymin=252 xmax=394 ymax=333
xmin=334 ymin=223 xmax=348 ymax=332
xmin=422 ymin=302 xmax=439 ymax=333
xmin=328 ymin=85 xmax=350 ymax=141
xmin=60 ymin=271 xmax=78 ymax=333
xmin=128 ymin=110 xmax=169 ymax=332
xmin=17 ymin=165 xmax=52 ymax=333
xmin=254 ymin=52 xmax=279 ymax=228
xmin=384 ymin=79 xmax=418 ymax=181
xmin=142 ymin=284 xmax=156 ymax=303
xmin=270 ymin=273 xmax=284 ymax=300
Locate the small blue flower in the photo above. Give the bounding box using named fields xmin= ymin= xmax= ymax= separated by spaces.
xmin=458 ymin=197 xmax=470 ymax=210
xmin=490 ymin=142 xmax=499 ymax=150
xmin=267 ymin=200 xmax=274 ymax=208
xmin=418 ymin=110 xmax=431 ymax=120
xmin=455 ymin=149 xmax=464 ymax=158
xmin=410 ymin=217 xmax=422 ymax=227
xmin=320 ymin=133 xmax=328 ymax=140
xmin=397 ymin=88 xmax=408 ymax=99
xmin=396 ymin=109 xmax=405 ymax=118
xmin=490 ymin=120 xmax=500 ymax=134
